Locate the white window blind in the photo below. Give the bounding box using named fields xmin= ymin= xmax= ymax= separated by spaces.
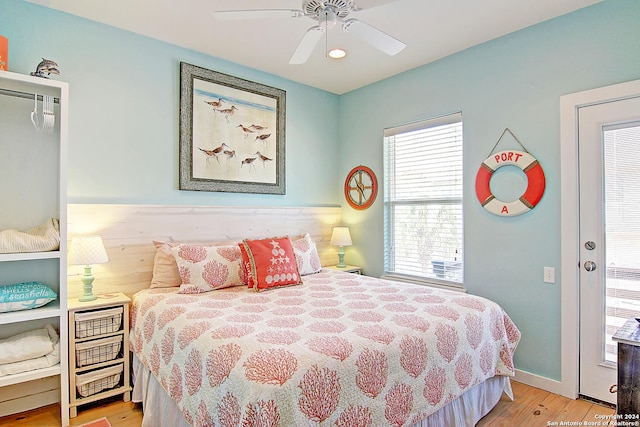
xmin=603 ymin=122 xmax=640 ymax=362
xmin=383 ymin=113 xmax=463 ymax=286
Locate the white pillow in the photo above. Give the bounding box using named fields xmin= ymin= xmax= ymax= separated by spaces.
xmin=171 ymin=244 xmax=246 ymax=293
xmin=291 ymin=233 xmax=322 ymax=275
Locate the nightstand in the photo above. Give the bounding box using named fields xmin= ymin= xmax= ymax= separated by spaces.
xmin=68 ymin=293 xmax=132 ymax=418
xmin=325 ymin=264 xmax=363 ymax=274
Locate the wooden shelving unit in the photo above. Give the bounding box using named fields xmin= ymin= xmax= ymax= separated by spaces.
xmin=0 ymin=71 xmax=69 ymax=426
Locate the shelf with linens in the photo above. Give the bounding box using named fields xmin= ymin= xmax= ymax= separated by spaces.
xmin=0 ymin=70 xmax=69 ymax=426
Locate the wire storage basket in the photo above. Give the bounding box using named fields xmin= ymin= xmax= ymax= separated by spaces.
xmin=75 ymin=306 xmax=123 ymax=338
xmin=75 ymin=335 xmax=122 ymax=367
xmin=75 ymin=364 xmax=123 ymax=398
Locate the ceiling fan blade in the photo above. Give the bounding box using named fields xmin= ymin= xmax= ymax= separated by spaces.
xmin=214 ymin=9 xmax=304 ymax=20
xmin=289 ymin=26 xmax=325 ymax=65
xmin=351 ymin=0 xmax=399 ymax=11
xmin=342 ymin=18 xmax=406 ymax=56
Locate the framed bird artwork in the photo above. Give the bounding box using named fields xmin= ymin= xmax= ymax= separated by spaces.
xmin=179 ymin=62 xmax=286 ymax=194
xmin=344 ymin=165 xmax=378 ymax=210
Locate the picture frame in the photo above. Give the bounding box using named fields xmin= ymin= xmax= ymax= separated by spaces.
xmin=179 ymin=62 xmax=286 ymax=194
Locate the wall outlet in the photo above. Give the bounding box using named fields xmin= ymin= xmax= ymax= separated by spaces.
xmin=544 ymin=266 xmax=556 ymax=283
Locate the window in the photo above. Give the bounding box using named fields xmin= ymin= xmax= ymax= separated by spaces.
xmin=383 ymin=113 xmax=463 ymax=287
xmin=603 ymin=122 xmax=640 ymax=363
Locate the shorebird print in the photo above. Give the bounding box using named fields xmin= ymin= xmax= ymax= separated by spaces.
xmin=249 ymin=124 xmax=268 ymax=132
xmin=241 ymin=156 xmax=257 ymax=171
xmin=224 ymin=149 xmax=236 ymax=159
xmin=255 ymin=133 xmax=271 ymax=146
xmin=236 ymin=124 xmax=255 ymax=140
xmin=204 ymin=98 xmax=223 ymax=109
xmin=198 ymin=143 xmax=228 ymax=164
xmin=216 ymin=105 xmax=238 ymax=123
xmin=254 ymin=151 xmax=273 ymax=167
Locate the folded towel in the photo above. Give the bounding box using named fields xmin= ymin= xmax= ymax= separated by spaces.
xmin=0 ymin=324 xmax=56 ymax=365
xmin=0 ymin=325 xmax=60 ymax=377
xmin=0 ymin=218 xmax=60 ymax=253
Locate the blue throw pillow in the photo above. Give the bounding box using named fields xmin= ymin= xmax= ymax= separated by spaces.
xmin=0 ymin=282 xmax=57 ymax=313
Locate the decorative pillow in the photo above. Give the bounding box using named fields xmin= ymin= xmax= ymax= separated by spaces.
xmin=242 ymin=237 xmax=301 ymax=291
xmin=151 ymin=240 xmax=243 ymax=288
xmin=171 ymin=244 xmax=246 ymax=293
xmin=291 ymin=233 xmax=322 ymax=275
xmin=150 ymin=241 xmax=181 ymax=288
xmin=0 ymin=282 xmax=57 ymax=313
xmin=238 ymin=243 xmax=254 ymax=287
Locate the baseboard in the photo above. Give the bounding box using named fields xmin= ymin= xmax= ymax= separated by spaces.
xmin=513 ymin=369 xmax=566 ymax=397
xmin=0 ymin=376 xmax=60 ymax=417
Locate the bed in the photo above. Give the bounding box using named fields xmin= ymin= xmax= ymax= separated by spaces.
xmin=65 ymin=204 xmax=519 ymax=426
xmin=130 ymin=268 xmax=519 ymax=427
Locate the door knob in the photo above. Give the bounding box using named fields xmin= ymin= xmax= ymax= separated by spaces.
xmin=584 ymin=261 xmax=597 ymax=272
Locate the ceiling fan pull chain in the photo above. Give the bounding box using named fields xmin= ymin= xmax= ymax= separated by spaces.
xmin=325 ymin=11 xmax=329 ymax=57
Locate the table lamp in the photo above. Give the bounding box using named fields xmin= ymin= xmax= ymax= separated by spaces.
xmin=68 ymin=235 xmax=109 ymax=301
xmin=330 ymin=226 xmax=352 ymax=268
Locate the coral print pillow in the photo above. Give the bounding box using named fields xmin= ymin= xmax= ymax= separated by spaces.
xmin=242 ymin=237 xmax=301 ymax=291
xmin=171 ymin=244 xmax=245 ymax=293
xmin=291 ymin=233 xmax=322 ymax=276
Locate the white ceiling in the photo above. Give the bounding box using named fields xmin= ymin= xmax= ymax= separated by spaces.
xmin=27 ymin=0 xmax=601 ymax=94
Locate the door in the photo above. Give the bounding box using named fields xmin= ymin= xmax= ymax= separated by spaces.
xmin=579 ymin=95 xmax=640 ymax=403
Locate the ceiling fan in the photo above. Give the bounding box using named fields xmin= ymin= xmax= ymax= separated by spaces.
xmin=214 ymin=0 xmax=406 ymax=64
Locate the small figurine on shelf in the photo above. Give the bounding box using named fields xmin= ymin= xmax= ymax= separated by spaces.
xmin=30 ymin=58 xmax=60 ymax=78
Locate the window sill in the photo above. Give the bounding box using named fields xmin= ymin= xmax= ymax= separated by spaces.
xmin=380 ymin=273 xmax=466 ymax=293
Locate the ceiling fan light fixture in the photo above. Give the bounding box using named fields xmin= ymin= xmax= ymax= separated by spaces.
xmin=329 ymin=48 xmax=347 ymax=59
xmin=319 ymin=9 xmax=338 ymax=30
xmin=220 ymin=0 xmax=405 ymax=65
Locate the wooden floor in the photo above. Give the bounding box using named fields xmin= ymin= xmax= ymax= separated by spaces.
xmin=478 ymin=381 xmax=616 ymax=427
xmin=0 ymin=381 xmax=616 ymax=426
xmin=0 ymin=395 xmax=143 ymax=427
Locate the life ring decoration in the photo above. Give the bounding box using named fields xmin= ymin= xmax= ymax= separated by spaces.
xmin=344 ymin=165 xmax=378 ymax=210
xmin=475 ymin=150 xmax=546 ymax=216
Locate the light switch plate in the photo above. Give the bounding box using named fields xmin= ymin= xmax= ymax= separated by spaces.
xmin=544 ymin=266 xmax=555 ymax=283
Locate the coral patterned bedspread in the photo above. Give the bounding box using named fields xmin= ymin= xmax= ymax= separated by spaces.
xmin=130 ymin=269 xmax=520 ymax=427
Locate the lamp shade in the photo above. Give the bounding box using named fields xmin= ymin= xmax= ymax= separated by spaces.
xmin=68 ymin=235 xmax=109 ymax=266
xmin=330 ymin=227 xmax=352 ymax=247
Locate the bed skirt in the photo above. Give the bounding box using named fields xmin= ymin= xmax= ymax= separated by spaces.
xmin=132 ymin=355 xmax=512 ymax=427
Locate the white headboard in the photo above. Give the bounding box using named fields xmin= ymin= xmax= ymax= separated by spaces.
xmin=67 ymin=204 xmax=342 ymax=298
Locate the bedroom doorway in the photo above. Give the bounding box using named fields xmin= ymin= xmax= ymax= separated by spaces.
xmin=578 ymin=94 xmax=640 ymax=404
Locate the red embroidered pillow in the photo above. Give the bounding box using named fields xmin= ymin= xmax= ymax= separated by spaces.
xmin=242 ymin=237 xmax=301 ymax=291
xmin=171 ymin=244 xmax=246 ymax=293
xmin=291 ymin=233 xmax=322 ymax=275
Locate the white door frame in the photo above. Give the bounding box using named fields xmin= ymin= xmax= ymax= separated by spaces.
xmin=559 ymin=79 xmax=640 ymax=399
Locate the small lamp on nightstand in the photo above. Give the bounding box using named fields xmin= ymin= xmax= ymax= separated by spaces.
xmin=68 ymin=235 xmax=109 ymax=302
xmin=330 ymin=226 xmax=352 ymax=268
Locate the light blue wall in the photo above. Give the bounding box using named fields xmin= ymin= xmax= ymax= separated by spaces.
xmin=338 ymin=0 xmax=640 ymax=380
xmin=2 ymin=0 xmax=639 ymax=383
xmin=0 ymin=0 xmax=340 ymax=206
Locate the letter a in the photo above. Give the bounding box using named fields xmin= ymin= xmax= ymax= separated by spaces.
xmin=501 ymin=205 xmax=509 ymax=214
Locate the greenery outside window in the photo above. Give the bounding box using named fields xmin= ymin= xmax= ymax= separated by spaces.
xmin=383 ymin=112 xmax=463 ymax=288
